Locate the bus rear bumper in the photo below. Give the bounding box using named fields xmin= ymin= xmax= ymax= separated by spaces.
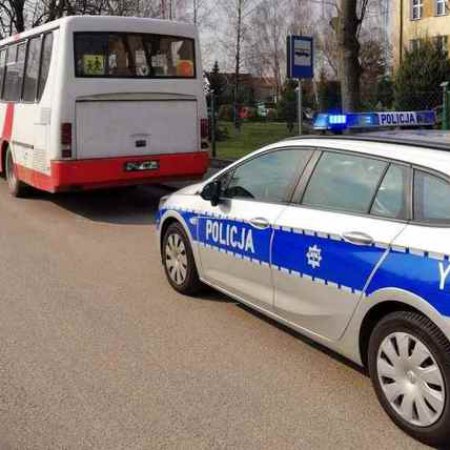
xmin=18 ymin=151 xmax=210 ymax=193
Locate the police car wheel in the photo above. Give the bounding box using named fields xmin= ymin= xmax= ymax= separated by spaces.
xmin=368 ymin=311 xmax=450 ymax=447
xmin=5 ymin=147 xmax=28 ymax=198
xmin=162 ymin=222 xmax=202 ymax=295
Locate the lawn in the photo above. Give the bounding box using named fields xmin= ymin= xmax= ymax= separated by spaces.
xmin=215 ymin=121 xmax=298 ymax=160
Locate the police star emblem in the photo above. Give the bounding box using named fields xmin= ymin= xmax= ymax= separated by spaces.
xmin=306 ymin=245 xmax=322 ymax=269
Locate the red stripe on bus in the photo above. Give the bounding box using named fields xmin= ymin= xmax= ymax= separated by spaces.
xmin=16 ymin=164 xmax=54 ymax=191
xmin=2 ymin=103 xmax=15 ymax=141
xmin=15 ymin=151 xmax=209 ymax=193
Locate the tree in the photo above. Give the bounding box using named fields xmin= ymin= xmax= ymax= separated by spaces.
xmin=277 ymin=79 xmax=298 ymax=132
xmin=232 ymin=0 xmax=244 ymax=130
xmin=0 ymin=0 xmax=27 ymax=36
xmin=359 ymin=38 xmax=389 ymax=108
xmin=394 ymin=39 xmax=450 ymax=111
xmin=336 ymin=0 xmax=370 ymax=112
xmin=208 ymin=61 xmax=226 ymax=104
xmin=221 ymin=0 xmax=254 ymax=130
xmin=192 ymin=0 xmax=212 ymax=25
xmin=246 ymin=0 xmax=288 ymax=98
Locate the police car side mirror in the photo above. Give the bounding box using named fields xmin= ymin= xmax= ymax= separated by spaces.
xmin=201 ymin=181 xmax=221 ymax=207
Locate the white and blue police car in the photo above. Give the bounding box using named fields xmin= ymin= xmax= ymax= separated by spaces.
xmin=158 ymin=131 xmax=450 ymax=446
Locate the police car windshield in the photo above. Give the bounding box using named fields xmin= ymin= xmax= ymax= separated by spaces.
xmin=74 ymin=32 xmax=196 ymax=79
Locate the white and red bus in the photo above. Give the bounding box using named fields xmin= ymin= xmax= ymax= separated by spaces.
xmin=0 ymin=16 xmax=210 ymax=196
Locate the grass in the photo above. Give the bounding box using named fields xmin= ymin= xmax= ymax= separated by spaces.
xmin=215 ymin=121 xmax=298 ymax=160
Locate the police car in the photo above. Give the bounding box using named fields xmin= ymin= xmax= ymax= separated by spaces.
xmin=157 ymin=131 xmax=450 ymax=446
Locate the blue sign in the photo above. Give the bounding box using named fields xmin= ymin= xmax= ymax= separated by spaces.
xmin=287 ymin=36 xmax=314 ymax=79
xmin=313 ymin=111 xmax=436 ymax=132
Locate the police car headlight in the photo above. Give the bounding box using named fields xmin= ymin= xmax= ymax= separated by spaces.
xmin=159 ymin=195 xmax=170 ymax=210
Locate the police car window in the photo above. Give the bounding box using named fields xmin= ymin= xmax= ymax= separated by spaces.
xmin=302 ymin=152 xmax=387 ymax=214
xmin=223 ymin=149 xmax=311 ymax=203
xmin=414 ymin=171 xmax=450 ymax=224
xmin=370 ymin=165 xmax=408 ymax=220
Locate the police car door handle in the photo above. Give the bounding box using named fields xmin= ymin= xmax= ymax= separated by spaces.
xmin=248 ymin=217 xmax=270 ymax=230
xmin=342 ymin=231 xmax=374 ymax=247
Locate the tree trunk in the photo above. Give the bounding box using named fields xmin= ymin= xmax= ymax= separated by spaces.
xmin=338 ymin=0 xmax=361 ymax=112
xmin=193 ymin=0 xmax=198 ymax=24
xmin=11 ymin=0 xmax=26 ymax=32
xmin=233 ymin=0 xmax=242 ymax=131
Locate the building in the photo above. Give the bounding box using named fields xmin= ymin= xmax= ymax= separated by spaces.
xmin=392 ymin=0 xmax=450 ymax=68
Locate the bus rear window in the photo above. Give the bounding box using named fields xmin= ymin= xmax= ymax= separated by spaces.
xmin=74 ymin=32 xmax=196 ymax=79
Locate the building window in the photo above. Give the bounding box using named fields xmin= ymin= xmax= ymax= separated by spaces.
xmin=410 ymin=38 xmax=421 ymax=51
xmin=411 ymin=0 xmax=423 ymax=20
xmin=434 ymin=35 xmax=449 ymax=55
xmin=436 ymin=0 xmax=447 ymax=16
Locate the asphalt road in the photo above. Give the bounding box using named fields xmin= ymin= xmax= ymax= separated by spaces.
xmin=0 ymin=181 xmax=429 ymax=450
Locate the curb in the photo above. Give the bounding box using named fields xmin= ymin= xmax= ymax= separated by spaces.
xmin=210 ymin=158 xmax=234 ymax=169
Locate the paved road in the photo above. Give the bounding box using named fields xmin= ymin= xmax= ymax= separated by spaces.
xmin=0 ymin=182 xmax=428 ymax=450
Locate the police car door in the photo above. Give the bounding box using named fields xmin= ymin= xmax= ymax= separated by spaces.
xmin=272 ymin=150 xmax=409 ymax=341
xmin=366 ymin=168 xmax=450 ymax=316
xmin=197 ymin=147 xmax=313 ymax=310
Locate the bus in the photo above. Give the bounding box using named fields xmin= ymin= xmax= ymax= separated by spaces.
xmin=0 ymin=16 xmax=210 ymax=197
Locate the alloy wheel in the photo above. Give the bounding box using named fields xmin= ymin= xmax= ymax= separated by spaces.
xmin=377 ymin=332 xmax=445 ymax=428
xmin=164 ymin=232 xmax=188 ymax=286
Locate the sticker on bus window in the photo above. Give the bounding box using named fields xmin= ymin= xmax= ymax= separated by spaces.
xmin=83 ymin=55 xmax=105 ymax=76
xmin=177 ymin=60 xmax=194 ymax=77
xmin=151 ymin=54 xmax=167 ymax=76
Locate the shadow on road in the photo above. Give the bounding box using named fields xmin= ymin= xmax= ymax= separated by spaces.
xmin=237 ymin=303 xmax=367 ymax=376
xmin=194 ymin=288 xmax=233 ymax=303
xmin=33 ymin=185 xmax=173 ymax=226
xmin=20 ymin=167 xmax=220 ymax=226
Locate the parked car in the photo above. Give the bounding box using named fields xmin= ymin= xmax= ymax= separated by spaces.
xmin=157 ymin=130 xmax=450 ymax=447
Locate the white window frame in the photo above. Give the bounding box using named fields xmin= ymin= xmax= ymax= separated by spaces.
xmin=436 ymin=0 xmax=448 ymax=16
xmin=434 ymin=35 xmax=449 ymax=54
xmin=411 ymin=0 xmax=424 ymax=20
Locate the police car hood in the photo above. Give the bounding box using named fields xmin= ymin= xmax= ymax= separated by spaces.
xmin=175 ymin=182 xmax=204 ymax=196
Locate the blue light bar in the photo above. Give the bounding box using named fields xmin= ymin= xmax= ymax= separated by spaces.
xmin=313 ymin=110 xmax=437 ymax=132
xmin=328 ymin=114 xmax=347 ymax=125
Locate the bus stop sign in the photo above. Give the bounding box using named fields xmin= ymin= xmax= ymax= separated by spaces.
xmin=287 ymin=36 xmax=314 ymax=79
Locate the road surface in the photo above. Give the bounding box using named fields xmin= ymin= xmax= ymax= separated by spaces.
xmin=0 ymin=182 xmax=428 ymax=449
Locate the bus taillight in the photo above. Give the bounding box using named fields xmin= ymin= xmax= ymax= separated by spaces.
xmin=61 ymin=123 xmax=72 ymax=158
xmin=200 ymin=118 xmax=209 ymax=140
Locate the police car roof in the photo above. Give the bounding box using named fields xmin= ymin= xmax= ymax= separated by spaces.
xmin=285 ymin=130 xmax=450 ymax=151
xmin=281 ymin=130 xmax=450 ymax=175
xmin=338 ymin=130 xmax=450 ymax=151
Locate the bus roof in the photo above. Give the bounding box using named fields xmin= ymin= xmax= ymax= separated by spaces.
xmin=0 ymin=15 xmax=198 ymax=46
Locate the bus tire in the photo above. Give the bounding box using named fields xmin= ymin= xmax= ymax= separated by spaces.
xmin=5 ymin=147 xmax=28 ymax=198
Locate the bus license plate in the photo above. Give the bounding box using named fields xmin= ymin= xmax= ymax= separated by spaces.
xmin=124 ymin=160 xmax=159 ymax=172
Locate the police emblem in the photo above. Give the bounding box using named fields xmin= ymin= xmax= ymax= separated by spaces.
xmin=306 ymin=245 xmax=322 ymax=269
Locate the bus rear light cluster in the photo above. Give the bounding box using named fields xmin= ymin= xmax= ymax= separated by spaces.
xmin=200 ymin=118 xmax=210 ymax=140
xmin=61 ymin=123 xmax=72 ymax=158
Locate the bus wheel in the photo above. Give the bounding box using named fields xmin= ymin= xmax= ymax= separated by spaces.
xmin=5 ymin=147 xmax=28 ymax=198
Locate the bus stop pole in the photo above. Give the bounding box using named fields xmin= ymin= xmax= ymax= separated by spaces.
xmin=211 ymin=90 xmax=217 ymax=158
xmin=442 ymin=82 xmax=449 ymax=131
xmin=298 ymin=79 xmax=303 ymax=135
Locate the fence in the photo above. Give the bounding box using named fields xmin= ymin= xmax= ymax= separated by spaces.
xmin=207 ymin=89 xmax=446 ymax=160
